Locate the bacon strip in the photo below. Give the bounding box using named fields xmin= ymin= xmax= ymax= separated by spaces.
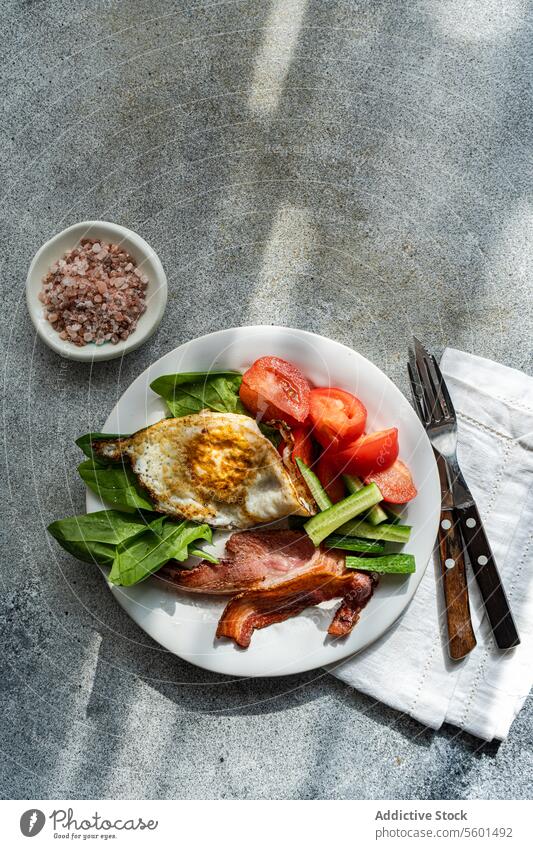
xmin=159 ymin=529 xmax=345 ymax=594
xmin=158 ymin=528 xmax=376 ymax=647
xmin=328 ymin=591 xmax=370 ymax=637
xmin=216 ymin=569 xmax=375 ymax=648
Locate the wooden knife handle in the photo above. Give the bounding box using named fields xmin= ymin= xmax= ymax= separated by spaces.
xmin=438 ymin=507 xmax=477 ymax=660
xmin=457 ymin=503 xmax=520 ymax=649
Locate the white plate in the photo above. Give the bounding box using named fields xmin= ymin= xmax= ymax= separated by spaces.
xmin=26 ymin=220 xmax=167 ymax=361
xmin=86 ymin=326 xmax=440 ymax=677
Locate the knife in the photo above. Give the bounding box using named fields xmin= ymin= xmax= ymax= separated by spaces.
xmin=435 ymin=451 xmax=477 ymax=659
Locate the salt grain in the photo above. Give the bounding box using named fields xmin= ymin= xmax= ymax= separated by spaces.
xmin=39 ymin=239 xmax=148 ymax=347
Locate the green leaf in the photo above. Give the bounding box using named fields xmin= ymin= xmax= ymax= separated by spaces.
xmin=48 ymin=510 xmax=152 ymax=544
xmin=52 ymin=537 xmax=117 ymax=566
xmin=47 ymin=509 xmax=156 ymax=566
xmin=258 ymin=422 xmax=281 ymax=446
xmin=109 ymin=520 xmax=212 ymax=586
xmin=188 ymin=545 xmax=219 ymax=564
xmin=76 ymin=432 xmax=129 ymax=460
xmin=47 ymin=508 xmax=214 ymax=584
xmin=150 ymin=371 xmax=244 ymax=417
xmin=78 ymin=459 xmax=154 ymax=512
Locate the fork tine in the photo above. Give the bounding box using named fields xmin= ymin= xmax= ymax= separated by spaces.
xmin=429 ymin=353 xmax=457 ymax=420
xmin=407 ymin=360 xmax=427 ymax=423
xmin=424 ymin=358 xmax=446 ymax=420
xmin=413 ymin=337 xmax=443 ymax=422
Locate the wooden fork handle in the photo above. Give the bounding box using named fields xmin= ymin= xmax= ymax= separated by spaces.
xmin=457 ymin=503 xmax=520 ymax=649
xmin=438 ymin=507 xmax=477 ymax=660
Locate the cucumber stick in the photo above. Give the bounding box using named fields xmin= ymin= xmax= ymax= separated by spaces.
xmin=346 ymin=554 xmax=416 ymax=574
xmin=343 ymin=474 xmax=388 ymax=525
xmin=303 ymin=483 xmax=382 ymax=545
xmin=337 ymin=518 xmax=411 ymax=543
xmin=323 ymin=534 xmax=385 ymax=553
xmin=296 ymin=458 xmax=332 ymax=511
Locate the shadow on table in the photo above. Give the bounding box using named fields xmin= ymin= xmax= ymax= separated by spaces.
xmin=86 ymin=617 xmax=502 ymax=800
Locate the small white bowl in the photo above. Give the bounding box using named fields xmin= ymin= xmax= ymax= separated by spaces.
xmin=26 ymin=220 xmax=168 ymax=361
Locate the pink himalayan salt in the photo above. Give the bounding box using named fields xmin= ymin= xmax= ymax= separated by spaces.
xmin=39 ymin=239 xmax=148 ymax=347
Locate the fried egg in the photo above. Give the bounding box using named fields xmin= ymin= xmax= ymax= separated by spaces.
xmin=93 ymin=411 xmax=316 ymax=529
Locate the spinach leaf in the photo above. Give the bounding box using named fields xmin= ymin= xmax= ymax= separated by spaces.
xmin=109 ymin=520 xmax=212 ymax=586
xmin=188 ymin=545 xmax=219 ymax=564
xmin=48 ymin=508 xmax=213 ymax=583
xmin=150 ymin=371 xmax=244 ymax=417
xmin=76 ymin=434 xmax=154 ymax=512
xmin=47 ymin=510 xmax=156 ymax=566
xmin=52 ymin=538 xmax=117 ymax=567
xmin=78 ymin=459 xmax=154 ymax=512
xmin=258 ymin=422 xmax=281 ymax=446
xmin=76 ymin=432 xmax=128 ymax=460
xmin=48 ymin=510 xmax=152 ymax=544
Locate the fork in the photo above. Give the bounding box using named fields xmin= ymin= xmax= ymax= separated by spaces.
xmin=409 ymin=352 xmax=476 ymax=659
xmin=408 ymin=338 xmax=520 ymax=650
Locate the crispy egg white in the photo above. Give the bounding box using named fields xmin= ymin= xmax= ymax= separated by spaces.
xmin=93 ymin=411 xmax=315 ymax=529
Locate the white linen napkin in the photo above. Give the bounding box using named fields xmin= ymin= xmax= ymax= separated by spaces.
xmin=330 ymin=348 xmax=533 ymax=741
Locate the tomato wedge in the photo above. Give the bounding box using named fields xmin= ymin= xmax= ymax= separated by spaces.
xmin=308 ymin=387 xmax=367 ymax=449
xmin=333 ymin=428 xmax=399 ymax=478
xmin=316 ymin=447 xmax=346 ymax=503
xmin=364 ymin=460 xmax=417 ymax=504
xmin=239 ymin=356 xmax=311 ymax=425
xmin=278 ymin=426 xmax=315 ymax=467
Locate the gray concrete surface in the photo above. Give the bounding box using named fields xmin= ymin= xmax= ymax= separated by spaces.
xmin=1 ymin=0 xmax=532 ymax=800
